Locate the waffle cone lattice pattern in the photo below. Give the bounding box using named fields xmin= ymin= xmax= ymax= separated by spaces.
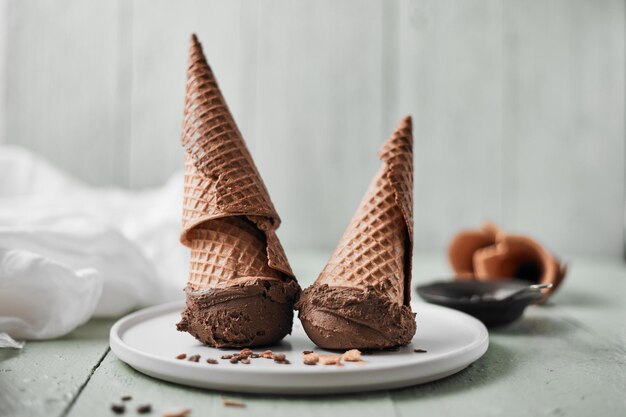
xmin=314 ymin=117 xmax=414 ymax=305
xmin=180 ymin=34 xmax=294 ymax=279
xmin=187 ymin=216 xmax=283 ymax=290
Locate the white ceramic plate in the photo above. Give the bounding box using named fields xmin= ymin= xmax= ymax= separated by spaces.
xmin=110 ymin=301 xmax=488 ymax=394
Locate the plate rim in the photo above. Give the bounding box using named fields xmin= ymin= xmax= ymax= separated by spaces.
xmin=109 ymin=300 xmax=489 ymax=393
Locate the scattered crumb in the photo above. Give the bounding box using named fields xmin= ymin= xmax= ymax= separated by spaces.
xmin=222 ymin=398 xmax=246 ymax=408
xmin=229 ymin=357 xmax=239 ymax=364
xmin=413 ymin=348 xmax=427 ymax=353
xmin=260 ymin=350 xmax=274 ymax=359
xmin=342 ymin=349 xmax=362 ymax=362
xmin=137 ymin=404 xmax=152 ymax=414
xmin=220 ymin=354 xmax=233 ymax=360
xmin=175 ymin=353 xmax=187 ymax=360
xmin=303 ymin=350 xmax=314 ymax=354
xmin=121 ymin=395 xmax=132 ymax=401
xmin=240 ymin=348 xmax=253 ymax=356
xmin=162 ymin=409 xmax=190 ymax=417
xmin=273 ymin=353 xmax=286 ymax=362
xmin=250 ymin=353 xmax=260 ymax=358
xmin=188 ymin=355 xmax=200 ymax=363
xmin=303 ymin=352 xmax=319 ymax=365
xmin=240 ymin=358 xmax=251 ymax=365
xmin=319 ymin=355 xmax=342 ymax=365
xmin=111 ymin=403 xmax=125 ymax=414
xmin=206 ymin=358 xmax=218 ymax=365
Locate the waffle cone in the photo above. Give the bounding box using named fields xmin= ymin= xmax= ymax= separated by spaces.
xmin=180 ymin=34 xmax=294 ymax=284
xmin=314 ymin=116 xmax=414 ymax=305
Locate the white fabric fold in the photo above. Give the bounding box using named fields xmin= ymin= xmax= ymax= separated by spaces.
xmin=0 ymin=145 xmax=189 ymax=341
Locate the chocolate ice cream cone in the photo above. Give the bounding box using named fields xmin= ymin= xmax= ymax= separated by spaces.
xmin=176 ymin=34 xmax=299 ymax=347
xmin=296 ymin=116 xmax=416 ymax=350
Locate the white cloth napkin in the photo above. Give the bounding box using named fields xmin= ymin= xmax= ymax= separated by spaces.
xmin=0 ymin=145 xmax=189 ymax=343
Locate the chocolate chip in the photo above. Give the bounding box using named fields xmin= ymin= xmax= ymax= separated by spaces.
xmin=121 ymin=395 xmax=132 ymax=401
xmin=206 ymin=358 xmax=218 ymax=364
xmin=111 ymin=403 xmax=125 ymax=414
xmin=136 ymin=404 xmax=152 ymax=414
xmin=188 ymin=354 xmax=200 ymax=362
xmin=175 ymin=353 xmax=187 ymax=360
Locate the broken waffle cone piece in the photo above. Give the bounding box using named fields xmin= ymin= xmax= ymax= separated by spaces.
xmin=296 ymin=116 xmax=416 ymax=350
xmin=448 ymin=223 xmax=502 ymax=279
xmin=448 ymin=223 xmax=566 ymax=302
xmin=176 ymin=34 xmax=300 ymax=347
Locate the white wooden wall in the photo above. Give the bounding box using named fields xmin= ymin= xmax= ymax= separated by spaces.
xmin=0 ymin=0 xmax=624 ymax=258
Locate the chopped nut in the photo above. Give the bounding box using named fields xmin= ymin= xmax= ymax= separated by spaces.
xmin=303 ymin=352 xmax=319 ymax=365
xmin=222 ymin=398 xmax=246 ymax=408
xmin=319 ymin=355 xmax=342 ymax=365
xmin=188 ymin=354 xmax=200 ymax=362
xmin=240 ymin=348 xmax=253 ymax=356
xmin=220 ymin=354 xmax=233 ymax=360
xmin=162 ymin=408 xmax=191 ymax=417
xmin=136 ymin=404 xmax=152 ymax=414
xmin=175 ymin=353 xmax=187 ymax=360
xmin=342 ymin=349 xmax=362 ymax=362
xmin=111 ymin=403 xmax=125 ymax=414
xmin=273 ymin=353 xmax=286 ymax=362
xmin=260 ymin=350 xmax=274 ymax=359
xmin=240 ymin=358 xmax=251 ymax=365
xmin=413 ymin=348 xmax=427 ymax=353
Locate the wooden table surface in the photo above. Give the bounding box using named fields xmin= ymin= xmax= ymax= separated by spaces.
xmin=1 ymin=252 xmax=625 ymax=417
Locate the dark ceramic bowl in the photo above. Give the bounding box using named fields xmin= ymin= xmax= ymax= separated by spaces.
xmin=416 ymin=280 xmax=543 ymax=326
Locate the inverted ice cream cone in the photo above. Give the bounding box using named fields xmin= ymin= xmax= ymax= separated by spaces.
xmin=448 ymin=223 xmax=566 ymax=302
xmin=296 ymin=116 xmax=416 ymax=350
xmin=176 ymin=34 xmax=299 ymax=347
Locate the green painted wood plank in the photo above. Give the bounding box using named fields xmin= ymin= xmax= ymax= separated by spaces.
xmin=0 ymin=319 xmax=115 ymax=417
xmin=391 ymin=307 xmax=626 ymax=417
xmin=550 ymin=257 xmax=626 ymax=349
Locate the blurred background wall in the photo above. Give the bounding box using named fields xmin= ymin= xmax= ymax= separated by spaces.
xmin=0 ymin=0 xmax=623 ymax=257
